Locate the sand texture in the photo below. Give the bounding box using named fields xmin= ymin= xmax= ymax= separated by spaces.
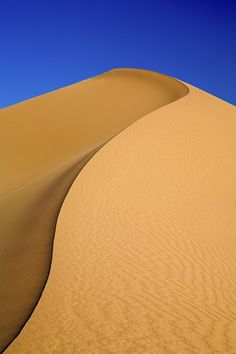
xmin=0 ymin=69 xmax=188 ymax=352
xmin=4 ymin=73 xmax=236 ymax=353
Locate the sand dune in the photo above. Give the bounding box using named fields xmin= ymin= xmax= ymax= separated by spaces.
xmin=4 ymin=75 xmax=236 ymax=353
xmin=0 ymin=69 xmax=188 ymax=352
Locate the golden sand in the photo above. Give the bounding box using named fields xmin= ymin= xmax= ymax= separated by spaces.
xmin=0 ymin=69 xmax=188 ymax=352
xmin=4 ymin=76 xmax=236 ymax=353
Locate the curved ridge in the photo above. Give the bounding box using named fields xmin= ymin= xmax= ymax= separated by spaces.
xmin=6 ymin=82 xmax=236 ymax=353
xmin=0 ymin=68 xmax=188 ymax=352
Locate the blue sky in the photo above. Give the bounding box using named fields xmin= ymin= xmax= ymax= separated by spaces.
xmin=0 ymin=0 xmax=235 ymax=108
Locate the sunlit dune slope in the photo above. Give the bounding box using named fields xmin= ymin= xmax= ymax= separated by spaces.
xmin=0 ymin=69 xmax=188 ymax=352
xmin=7 ymin=84 xmax=236 ymax=353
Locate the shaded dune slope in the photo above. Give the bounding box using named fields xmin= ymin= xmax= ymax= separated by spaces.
xmin=0 ymin=69 xmax=188 ymax=352
xmin=6 ymin=84 xmax=236 ymax=353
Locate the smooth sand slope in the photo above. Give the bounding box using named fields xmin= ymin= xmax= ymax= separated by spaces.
xmin=6 ymin=81 xmax=236 ymax=353
xmin=0 ymin=69 xmax=188 ymax=352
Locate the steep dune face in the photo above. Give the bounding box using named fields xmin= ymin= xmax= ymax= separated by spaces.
xmin=0 ymin=69 xmax=188 ymax=352
xmin=1 ymin=69 xmax=187 ymax=197
xmin=6 ymin=84 xmax=236 ymax=353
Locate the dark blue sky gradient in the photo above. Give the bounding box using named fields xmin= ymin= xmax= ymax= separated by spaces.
xmin=0 ymin=0 xmax=235 ymax=107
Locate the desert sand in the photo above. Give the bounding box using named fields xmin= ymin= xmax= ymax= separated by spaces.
xmin=0 ymin=69 xmax=188 ymax=352
xmin=1 ymin=69 xmax=236 ymax=353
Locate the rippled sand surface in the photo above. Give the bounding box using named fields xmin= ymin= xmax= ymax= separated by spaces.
xmin=0 ymin=69 xmax=188 ymax=352
xmin=5 ymin=79 xmax=236 ymax=353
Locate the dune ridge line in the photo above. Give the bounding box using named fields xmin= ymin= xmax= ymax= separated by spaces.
xmin=6 ymin=80 xmax=236 ymax=353
xmin=0 ymin=68 xmax=188 ymax=352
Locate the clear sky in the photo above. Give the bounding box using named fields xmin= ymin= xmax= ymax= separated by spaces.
xmin=0 ymin=0 xmax=235 ymax=108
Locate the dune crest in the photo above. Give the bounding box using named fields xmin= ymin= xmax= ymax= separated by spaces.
xmin=5 ymin=81 xmax=236 ymax=353
xmin=0 ymin=69 xmax=188 ymax=352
